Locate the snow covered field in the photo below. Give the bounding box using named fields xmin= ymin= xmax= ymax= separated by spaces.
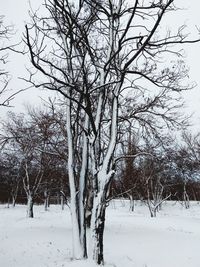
xmin=0 ymin=201 xmax=200 ymax=267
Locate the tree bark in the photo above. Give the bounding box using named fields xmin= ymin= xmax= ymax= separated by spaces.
xmin=61 ymin=194 xmax=64 ymax=210
xmin=129 ymin=194 xmax=134 ymax=212
xmin=27 ymin=195 xmax=34 ymax=218
xmin=12 ymin=196 xmax=16 ymax=207
xmin=44 ymin=189 xmax=49 ymax=211
xmin=90 ymin=193 xmax=106 ymax=265
xmin=66 ymin=97 xmax=87 ymax=259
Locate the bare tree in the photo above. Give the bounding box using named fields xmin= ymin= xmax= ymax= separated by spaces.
xmin=138 ymin=153 xmax=171 ymax=217
xmin=0 ymin=151 xmax=22 ymax=207
xmin=1 ymin=112 xmax=49 ymax=217
xmin=171 ymin=132 xmax=200 ymax=208
xmin=24 ymin=0 xmax=199 ymax=264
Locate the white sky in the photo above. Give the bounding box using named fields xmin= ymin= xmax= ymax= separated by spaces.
xmin=0 ymin=0 xmax=200 ymax=132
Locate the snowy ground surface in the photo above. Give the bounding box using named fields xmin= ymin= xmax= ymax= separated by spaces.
xmin=0 ymin=200 xmax=200 ymax=267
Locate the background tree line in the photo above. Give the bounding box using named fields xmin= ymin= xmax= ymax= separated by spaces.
xmin=1 ymin=106 xmax=200 ymax=217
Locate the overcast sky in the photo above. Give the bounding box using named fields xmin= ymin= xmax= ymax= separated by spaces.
xmin=1 ymin=0 xmax=200 ymax=132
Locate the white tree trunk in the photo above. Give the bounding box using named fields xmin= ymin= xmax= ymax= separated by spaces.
xmin=61 ymin=194 xmax=64 ymax=210
xmin=183 ymin=182 xmax=190 ymax=209
xmin=90 ymin=95 xmax=118 ymax=264
xmin=78 ymin=115 xmax=89 ymax=256
xmin=12 ymin=196 xmax=16 ymax=207
xmin=129 ymin=194 xmax=134 ymax=212
xmin=44 ymin=189 xmax=49 ymax=211
xmin=66 ymin=97 xmax=85 ymax=259
xmin=27 ymin=194 xmax=34 ymax=218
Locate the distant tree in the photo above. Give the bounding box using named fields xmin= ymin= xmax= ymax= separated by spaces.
xmin=27 ymin=107 xmax=67 ymax=210
xmin=138 ymin=154 xmax=171 ymax=217
xmin=1 ymin=112 xmax=49 ymax=217
xmin=0 ymin=106 xmax=71 ymax=208
xmin=117 ymin=132 xmax=140 ymax=211
xmin=171 ymin=132 xmax=200 ymax=208
xmin=0 ymin=152 xmax=22 ymax=207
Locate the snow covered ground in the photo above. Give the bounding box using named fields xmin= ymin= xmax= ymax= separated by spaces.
xmin=0 ymin=200 xmax=200 ymax=267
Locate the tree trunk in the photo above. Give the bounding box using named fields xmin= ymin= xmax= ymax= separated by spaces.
xmin=90 ymin=194 xmax=106 ymax=265
xmin=86 ymin=185 xmax=93 ymax=228
xmin=66 ymin=97 xmax=86 ymax=259
xmin=56 ymin=192 xmax=60 ymax=205
xmin=70 ymin=201 xmax=85 ymax=258
xmin=89 ymin=94 xmax=118 ymax=264
xmin=61 ymin=194 xmax=64 ymax=210
xmin=129 ymin=194 xmax=134 ymax=212
xmin=11 ymin=184 xmax=19 ymax=207
xmin=12 ymin=196 xmax=16 ymax=207
xmin=44 ymin=189 xmax=49 ymax=211
xmin=27 ymin=195 xmax=34 ymax=218
xmin=153 ymin=208 xmax=157 ymax=217
xmin=183 ymin=183 xmax=190 ymax=209
xmin=7 ymin=198 xmax=10 ymax=208
xmin=147 ymin=199 xmax=156 ymax=217
xmin=78 ymin=115 xmax=88 ymax=253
